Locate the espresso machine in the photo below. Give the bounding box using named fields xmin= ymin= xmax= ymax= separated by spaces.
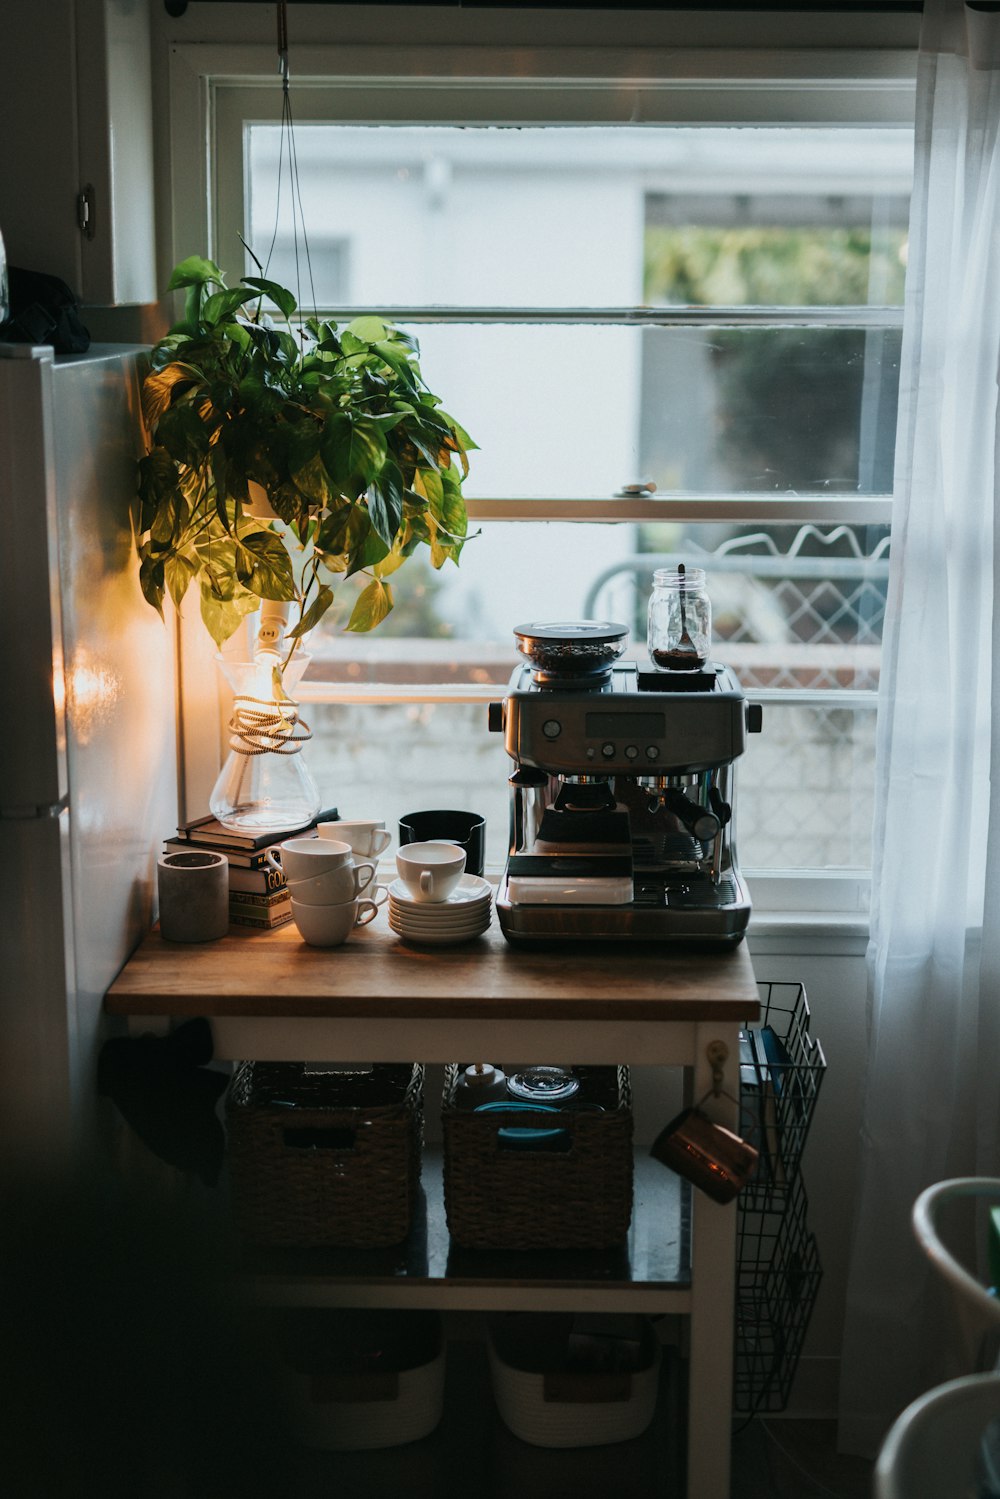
xmin=488 ymin=621 xmax=763 ymax=946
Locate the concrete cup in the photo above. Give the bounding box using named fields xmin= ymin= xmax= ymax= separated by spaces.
xmin=157 ymin=850 xmax=229 ymax=942
xmin=290 ymin=891 xmax=385 ymax=947
xmin=395 ymin=840 xmax=467 ymax=903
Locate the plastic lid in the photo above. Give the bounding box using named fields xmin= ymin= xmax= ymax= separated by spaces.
xmin=513 ymin=621 xmax=628 ymax=644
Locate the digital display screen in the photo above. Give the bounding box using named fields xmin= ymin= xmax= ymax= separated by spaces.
xmin=585 ymin=712 xmax=666 ymax=738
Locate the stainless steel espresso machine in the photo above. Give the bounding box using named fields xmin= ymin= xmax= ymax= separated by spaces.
xmin=488 ymin=621 xmax=763 ymax=946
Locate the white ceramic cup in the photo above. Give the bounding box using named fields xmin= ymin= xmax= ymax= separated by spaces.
xmin=266 ymin=836 xmax=354 ymax=883
xmin=320 ymin=819 xmax=392 ymax=860
xmin=285 ymin=860 xmax=377 ymax=906
xmin=290 ymin=892 xmax=384 ymax=947
xmin=396 ymin=840 xmax=467 ymax=903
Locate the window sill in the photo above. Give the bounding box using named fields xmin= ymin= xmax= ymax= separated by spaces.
xmin=747 ymin=909 xmax=869 ymax=955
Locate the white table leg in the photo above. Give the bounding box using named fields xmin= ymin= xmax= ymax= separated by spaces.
xmin=686 ymin=1020 xmax=740 ymax=1499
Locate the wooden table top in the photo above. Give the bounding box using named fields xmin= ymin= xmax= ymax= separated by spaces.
xmin=106 ymin=911 xmax=760 ymax=1023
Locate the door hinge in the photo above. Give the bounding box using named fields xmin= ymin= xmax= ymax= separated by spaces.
xmin=77 ymin=184 xmax=95 ymax=240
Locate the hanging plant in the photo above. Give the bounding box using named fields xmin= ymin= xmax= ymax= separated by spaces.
xmin=134 ymin=254 xmax=475 ymax=652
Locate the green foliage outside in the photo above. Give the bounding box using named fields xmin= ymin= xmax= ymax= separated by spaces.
xmin=640 ymin=223 xmax=906 ymax=501
xmin=644 ymin=225 xmax=907 ymax=307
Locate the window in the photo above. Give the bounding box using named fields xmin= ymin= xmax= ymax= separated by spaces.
xmin=172 ymin=42 xmax=915 ymax=894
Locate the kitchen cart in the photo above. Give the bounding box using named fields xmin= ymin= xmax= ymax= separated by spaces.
xmin=106 ymin=916 xmax=759 ymax=1499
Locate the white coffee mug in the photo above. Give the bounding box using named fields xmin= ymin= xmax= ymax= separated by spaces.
xmin=267 ymin=836 xmax=353 ymax=883
xmin=290 ymin=891 xmax=384 ymax=947
xmin=396 ymin=840 xmax=466 ymax=903
xmin=321 ymin=819 xmax=391 ymax=860
xmin=288 ymin=861 xmax=377 ymax=906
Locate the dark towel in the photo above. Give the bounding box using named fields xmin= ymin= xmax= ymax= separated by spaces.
xmin=97 ymin=1018 xmax=227 ymax=1185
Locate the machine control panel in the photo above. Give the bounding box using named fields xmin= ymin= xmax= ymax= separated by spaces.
xmin=499 ymin=664 xmax=749 ymax=776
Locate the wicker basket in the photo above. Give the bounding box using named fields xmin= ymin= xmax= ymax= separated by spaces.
xmin=488 ymin=1313 xmax=660 ymax=1448
xmin=442 ymin=1065 xmax=633 ymax=1249
xmin=226 ymin=1062 xmax=423 ymax=1248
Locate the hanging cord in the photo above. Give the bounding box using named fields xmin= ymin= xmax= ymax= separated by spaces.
xmin=227 ymin=694 xmax=313 ymax=758
xmin=262 ymin=1 xmax=318 ymax=327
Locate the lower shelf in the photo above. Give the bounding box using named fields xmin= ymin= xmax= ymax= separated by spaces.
xmin=238 ymin=1148 xmax=691 ymax=1312
xmin=282 ymin=1334 xmax=687 ymax=1499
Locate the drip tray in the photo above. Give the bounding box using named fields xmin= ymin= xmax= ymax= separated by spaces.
xmin=633 ymin=877 xmax=739 ymax=910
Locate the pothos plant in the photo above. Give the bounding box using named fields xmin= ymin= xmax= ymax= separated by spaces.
xmin=134 ymin=254 xmax=474 ymax=658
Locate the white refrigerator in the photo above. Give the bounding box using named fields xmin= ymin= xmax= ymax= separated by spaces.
xmin=0 ymin=343 xmax=177 ymax=1164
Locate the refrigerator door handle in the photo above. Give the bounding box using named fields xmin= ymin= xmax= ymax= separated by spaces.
xmin=0 ymin=793 xmax=71 ymax=821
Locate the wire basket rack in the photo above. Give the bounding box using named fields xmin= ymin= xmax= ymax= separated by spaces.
xmin=739 ymin=980 xmax=827 ymax=1213
xmin=734 ymin=1172 xmax=823 ymax=1413
xmin=734 ymin=980 xmax=826 ymax=1412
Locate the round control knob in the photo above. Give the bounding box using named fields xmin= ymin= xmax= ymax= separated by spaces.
xmin=602 ymin=742 xmax=616 ymax=759
xmin=625 ymin=744 xmax=639 ymax=760
xmin=645 ymin=745 xmax=660 ymax=761
xmin=542 ymin=718 xmax=562 ymax=739
xmin=487 ymin=701 xmax=505 ymax=733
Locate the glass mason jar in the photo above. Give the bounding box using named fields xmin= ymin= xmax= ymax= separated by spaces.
xmin=647 ymin=566 xmax=712 ymax=671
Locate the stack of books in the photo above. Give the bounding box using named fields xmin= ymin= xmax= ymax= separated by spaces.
xmin=163 ymin=808 xmax=339 ymax=930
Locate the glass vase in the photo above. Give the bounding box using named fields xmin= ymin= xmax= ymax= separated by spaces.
xmin=209 ymin=651 xmax=321 ymax=834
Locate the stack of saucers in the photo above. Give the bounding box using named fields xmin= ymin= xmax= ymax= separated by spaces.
xmin=388 ymin=874 xmax=493 ymax=946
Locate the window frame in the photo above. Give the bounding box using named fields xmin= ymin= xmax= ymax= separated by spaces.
xmin=168 ymin=40 xmax=913 ymax=906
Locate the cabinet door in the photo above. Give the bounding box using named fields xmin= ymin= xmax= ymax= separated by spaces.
xmin=0 ymin=0 xmax=156 ymax=307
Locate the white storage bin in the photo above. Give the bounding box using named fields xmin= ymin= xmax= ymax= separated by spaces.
xmin=280 ymin=1309 xmax=445 ymax=1451
xmin=488 ymin=1313 xmax=660 ymax=1449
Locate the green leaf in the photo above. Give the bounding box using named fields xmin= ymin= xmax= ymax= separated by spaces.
xmin=287 ymin=424 xmax=329 ymax=503
xmin=201 ymin=288 xmax=261 ymax=325
xmin=371 ymin=339 xmax=408 ymax=371
xmin=164 ymin=553 xmax=197 ymax=611
xmin=139 ymin=555 xmax=166 ymax=617
xmin=141 ymin=363 xmax=202 ymax=430
xmin=366 ymin=459 xmax=404 ymax=547
xmin=353 ymin=527 xmax=390 ymax=573
xmin=406 ymin=428 xmax=446 ymax=472
xmin=136 ymin=449 xmax=182 ymax=534
xmin=287 ymin=583 xmax=335 ymax=640
xmin=439 ymin=465 xmax=468 ymax=538
xmin=438 ymin=409 xmax=477 ymax=452
xmin=234 ymin=529 xmax=296 ymax=601
xmin=199 ymin=583 xmax=259 ymax=647
xmin=154 ymin=401 xmax=213 ymax=464
xmin=345 ymin=315 xmax=388 ymax=344
xmin=197 ymin=537 xmax=240 ymax=601
xmin=315 ymin=502 xmax=356 ymax=556
xmin=343 ymin=515 xmax=375 ymax=576
xmin=241 ymin=276 xmax=297 ymax=319
xmin=167 ymin=256 xmax=225 ymax=291
xmin=150 ymin=482 xmax=188 ymax=547
xmin=413 ymin=466 xmax=445 ymax=517
xmin=339 ymin=331 xmax=370 ymax=358
xmin=321 ymin=414 xmax=387 ymax=497
xmin=346 ymin=578 xmax=393 ymax=632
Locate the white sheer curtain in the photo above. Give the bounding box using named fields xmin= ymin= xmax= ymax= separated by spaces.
xmin=839 ymin=0 xmax=1000 ymax=1457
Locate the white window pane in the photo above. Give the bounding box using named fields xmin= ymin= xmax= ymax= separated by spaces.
xmin=290 ymin=322 xmax=896 ymax=503
xmin=245 ymin=124 xmax=911 ymax=310
xmin=738 ymin=699 xmax=877 ymax=871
